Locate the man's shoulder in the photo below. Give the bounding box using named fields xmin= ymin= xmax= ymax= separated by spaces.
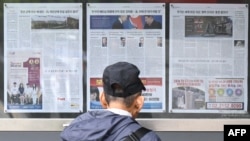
xmin=142 ymin=130 xmax=162 ymax=141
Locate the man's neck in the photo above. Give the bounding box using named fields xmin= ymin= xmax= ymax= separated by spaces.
xmin=107 ymin=108 xmax=132 ymax=117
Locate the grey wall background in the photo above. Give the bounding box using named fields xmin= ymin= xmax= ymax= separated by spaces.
xmin=0 ymin=131 xmax=223 ymax=141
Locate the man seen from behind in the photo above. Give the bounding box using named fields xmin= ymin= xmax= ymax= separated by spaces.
xmin=60 ymin=61 xmax=161 ymax=141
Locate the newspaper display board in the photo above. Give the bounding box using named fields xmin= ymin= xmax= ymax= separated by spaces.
xmin=169 ymin=4 xmax=248 ymax=113
xmin=3 ymin=3 xmax=83 ymax=113
xmin=86 ymin=3 xmax=166 ymax=112
xmin=0 ymin=1 xmax=250 ymax=132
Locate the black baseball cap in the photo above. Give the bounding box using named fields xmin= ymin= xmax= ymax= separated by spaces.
xmin=102 ymin=62 xmax=146 ymax=97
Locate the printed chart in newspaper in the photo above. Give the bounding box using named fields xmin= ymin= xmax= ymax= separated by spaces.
xmin=87 ymin=3 xmax=166 ymax=112
xmin=169 ymin=4 xmax=248 ymax=113
xmin=4 ymin=3 xmax=83 ymax=113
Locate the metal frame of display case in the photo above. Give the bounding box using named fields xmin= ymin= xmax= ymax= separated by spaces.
xmin=1 ymin=119 xmax=250 ymax=131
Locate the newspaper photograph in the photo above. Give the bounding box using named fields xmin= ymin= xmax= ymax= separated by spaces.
xmin=169 ymin=4 xmax=248 ymax=113
xmin=4 ymin=3 xmax=83 ymax=113
xmin=87 ymin=3 xmax=166 ymax=112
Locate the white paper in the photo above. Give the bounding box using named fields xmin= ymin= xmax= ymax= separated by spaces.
xmin=4 ymin=3 xmax=83 ymax=113
xmin=86 ymin=3 xmax=166 ymax=112
xmin=169 ymin=3 xmax=248 ymax=113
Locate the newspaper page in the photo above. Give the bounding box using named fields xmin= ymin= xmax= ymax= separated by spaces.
xmin=87 ymin=3 xmax=166 ymax=112
xmin=169 ymin=4 xmax=248 ymax=113
xmin=4 ymin=3 xmax=83 ymax=113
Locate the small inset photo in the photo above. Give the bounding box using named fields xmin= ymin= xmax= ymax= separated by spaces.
xmin=157 ymin=37 xmax=162 ymax=47
xmin=120 ymin=37 xmax=126 ymax=47
xmin=90 ymin=86 xmax=100 ymax=101
xmin=139 ymin=37 xmax=144 ymax=47
xmin=234 ymin=40 xmax=245 ymax=48
xmin=102 ymin=37 xmax=107 ymax=47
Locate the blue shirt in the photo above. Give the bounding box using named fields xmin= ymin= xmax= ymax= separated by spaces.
xmin=60 ymin=110 xmax=162 ymax=141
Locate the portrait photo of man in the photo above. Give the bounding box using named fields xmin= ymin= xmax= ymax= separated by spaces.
xmin=139 ymin=37 xmax=144 ymax=47
xmin=157 ymin=37 xmax=162 ymax=47
xmin=144 ymin=15 xmax=162 ymax=29
xmin=112 ymin=15 xmax=128 ymax=29
xmin=102 ymin=37 xmax=107 ymax=47
xmin=120 ymin=37 xmax=126 ymax=47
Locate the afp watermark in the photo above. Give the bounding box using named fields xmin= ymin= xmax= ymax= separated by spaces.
xmin=224 ymin=125 xmax=250 ymax=141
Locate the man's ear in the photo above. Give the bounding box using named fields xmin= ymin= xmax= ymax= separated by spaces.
xmin=100 ymin=92 xmax=108 ymax=109
xmin=135 ymin=95 xmax=144 ymax=111
xmin=131 ymin=95 xmax=144 ymax=118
